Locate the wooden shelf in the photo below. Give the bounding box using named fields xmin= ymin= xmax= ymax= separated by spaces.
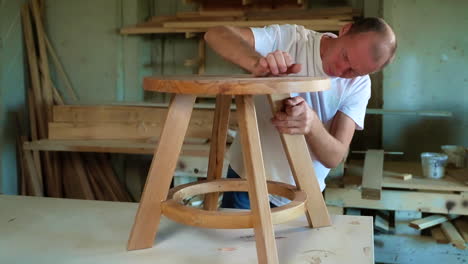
xmin=24 ymin=139 xmax=211 ymax=157
xmin=120 ymin=7 xmax=359 ymax=35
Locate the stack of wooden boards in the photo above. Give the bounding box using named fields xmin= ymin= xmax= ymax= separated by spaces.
xmin=325 ymin=155 xmax=468 ymax=259
xmin=185 ymin=0 xmax=308 ymax=10
xmin=120 ymin=6 xmax=360 ymax=35
xmin=47 ymin=105 xmax=237 ymax=142
xmin=19 ymin=0 xmax=130 ymax=202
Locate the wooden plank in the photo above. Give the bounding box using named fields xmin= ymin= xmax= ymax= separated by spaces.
xmin=380 ymin=169 xmax=412 ymax=181
xmin=23 ymin=139 xmax=211 ymax=156
xmin=409 ymin=215 xmax=459 ymax=230
xmin=204 ymin=95 xmax=231 ymax=210
xmin=21 ymin=4 xmax=47 ymax=139
xmin=44 ymin=34 xmax=78 ymax=101
xmin=374 ymin=215 xmax=390 ymax=233
xmin=346 ymin=164 xmax=468 ymax=192
xmin=82 ymin=154 xmax=118 ymax=201
xmin=51 ymin=81 xmax=65 ymax=105
xmin=69 ymin=153 xmax=95 ymax=200
xmin=127 ymin=94 xmax=196 ymax=250
xmin=0 ymin=195 xmax=374 ymax=264
xmin=97 ymin=154 xmax=132 ymax=202
xmin=52 ymin=105 xmax=237 ymax=125
xmin=325 ymin=187 xmax=468 ymax=215
xmin=26 ymin=91 xmax=43 ymax=189
xmin=235 ymin=95 xmax=278 ymax=264
xmin=23 ymin=148 xmax=44 ymax=196
xmin=30 ymin=0 xmax=60 ymax=197
xmin=30 ymin=0 xmax=53 ymax=120
xmin=441 ymin=221 xmax=466 ymax=249
xmin=432 ymin=226 xmax=450 ymax=244
xmin=453 ymin=218 xmax=468 ymax=243
xmin=48 ymin=122 xmax=216 ymax=140
xmin=268 ymin=94 xmax=331 ymax=228
xmin=361 ymin=150 xmax=384 ymax=200
xmin=162 ymin=19 xmax=346 ymax=29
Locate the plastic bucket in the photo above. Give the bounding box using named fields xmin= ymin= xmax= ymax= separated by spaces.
xmin=441 ymin=145 xmax=466 ymax=168
xmin=420 ymin=152 xmax=448 ymax=179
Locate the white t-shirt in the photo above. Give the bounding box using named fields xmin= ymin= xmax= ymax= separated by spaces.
xmin=227 ymin=24 xmax=371 ymax=205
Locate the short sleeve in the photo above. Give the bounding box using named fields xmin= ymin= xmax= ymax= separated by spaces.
xmin=250 ymin=24 xmax=298 ymax=56
xmin=338 ymin=75 xmax=371 ymax=130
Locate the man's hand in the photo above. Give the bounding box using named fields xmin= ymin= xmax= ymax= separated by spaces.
xmin=271 ymin=96 xmax=318 ymax=135
xmin=252 ymin=50 xmax=302 ymax=77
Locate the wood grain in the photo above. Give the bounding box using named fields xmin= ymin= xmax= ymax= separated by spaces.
xmin=127 ymin=94 xmax=196 ymax=250
xmin=268 ymin=93 xmax=331 ymax=228
xmin=236 ymin=95 xmax=279 ymax=264
xmin=144 ymin=75 xmax=330 ymax=95
xmin=204 ymin=95 xmax=232 ymax=210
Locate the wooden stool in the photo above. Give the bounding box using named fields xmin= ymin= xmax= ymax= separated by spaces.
xmin=127 ymin=75 xmax=332 ymax=264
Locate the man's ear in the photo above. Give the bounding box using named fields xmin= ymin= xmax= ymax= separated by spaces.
xmin=339 ymin=23 xmax=353 ymax=36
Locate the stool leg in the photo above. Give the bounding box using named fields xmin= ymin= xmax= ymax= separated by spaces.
xmin=127 ymin=94 xmax=196 ymax=250
xmin=204 ymin=94 xmax=232 ymax=210
xmin=235 ymin=95 xmax=279 ymax=264
xmin=267 ymin=94 xmax=331 ymax=228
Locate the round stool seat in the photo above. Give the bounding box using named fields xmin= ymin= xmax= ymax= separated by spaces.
xmin=144 ymin=75 xmax=330 ymax=95
xmin=161 ymin=179 xmax=307 ymax=229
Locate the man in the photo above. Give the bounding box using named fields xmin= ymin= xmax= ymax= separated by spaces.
xmin=204 ymin=18 xmax=397 ymax=208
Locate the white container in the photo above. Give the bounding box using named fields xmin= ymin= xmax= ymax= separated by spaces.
xmin=420 ymin=152 xmax=448 ymax=179
xmin=441 ymin=145 xmax=466 ymax=168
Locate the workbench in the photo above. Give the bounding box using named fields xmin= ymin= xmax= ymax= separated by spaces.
xmin=0 ymin=195 xmax=374 ymax=263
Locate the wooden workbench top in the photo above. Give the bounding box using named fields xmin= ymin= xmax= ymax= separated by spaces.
xmin=0 ymin=195 xmax=374 ymax=264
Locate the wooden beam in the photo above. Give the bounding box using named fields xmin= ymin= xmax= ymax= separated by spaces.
xmin=49 ymin=122 xmax=214 ymax=140
xmin=23 ymin=139 xmax=211 ymax=157
xmin=162 ymin=19 xmax=346 ymax=29
xmin=453 ymin=218 xmax=468 ymax=243
xmin=52 ymin=105 xmax=237 ymax=125
xmin=441 ymin=221 xmax=466 ymax=249
xmin=361 ymin=150 xmax=384 ymax=200
xmin=409 ymin=215 xmax=459 ymax=230
xmin=204 ymin=95 xmax=231 ymax=210
xmin=431 ymin=226 xmax=450 ymax=244
xmin=21 ymin=4 xmax=47 ymax=138
xmin=44 ymin=34 xmax=78 ymax=101
xmin=235 ymin=95 xmax=278 ymax=263
xmin=268 ymin=94 xmax=331 ymax=228
xmin=325 ymin=187 xmax=467 ymax=215
xmin=30 ymin=0 xmax=53 ymax=120
xmin=346 ymin=165 xmax=468 ymax=192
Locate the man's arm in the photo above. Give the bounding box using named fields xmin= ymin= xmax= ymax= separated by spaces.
xmin=204 ymin=26 xmax=301 ymax=76
xmin=272 ymin=97 xmax=355 ymax=168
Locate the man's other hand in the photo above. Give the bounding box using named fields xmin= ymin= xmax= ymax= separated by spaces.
xmin=271 ymin=96 xmax=317 ymax=135
xmin=252 ymin=50 xmax=302 ymax=77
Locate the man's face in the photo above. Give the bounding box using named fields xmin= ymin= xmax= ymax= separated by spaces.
xmin=322 ymin=32 xmax=383 ymax=78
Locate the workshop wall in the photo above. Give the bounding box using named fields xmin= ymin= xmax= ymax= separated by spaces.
xmin=382 ymin=0 xmax=468 ymax=160
xmin=0 ymin=0 xmax=28 ymax=194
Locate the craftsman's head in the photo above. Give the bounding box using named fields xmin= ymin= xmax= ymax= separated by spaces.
xmin=321 ymin=17 xmax=397 ymax=78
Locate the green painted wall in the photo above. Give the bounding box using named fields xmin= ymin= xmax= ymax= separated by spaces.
xmin=0 ymin=0 xmax=27 ymax=194
xmin=382 ymin=0 xmax=468 ymax=160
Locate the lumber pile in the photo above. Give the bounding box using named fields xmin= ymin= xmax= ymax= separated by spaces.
xmin=19 ymin=0 xmax=131 ymax=202
xmin=186 ymin=0 xmax=308 ymax=11
xmin=120 ymin=6 xmax=360 ymax=35
xmin=325 ymin=160 xmax=468 ymax=252
xmin=410 ymin=215 xmax=467 ymax=250
xmin=48 ymin=104 xmax=237 ymax=141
